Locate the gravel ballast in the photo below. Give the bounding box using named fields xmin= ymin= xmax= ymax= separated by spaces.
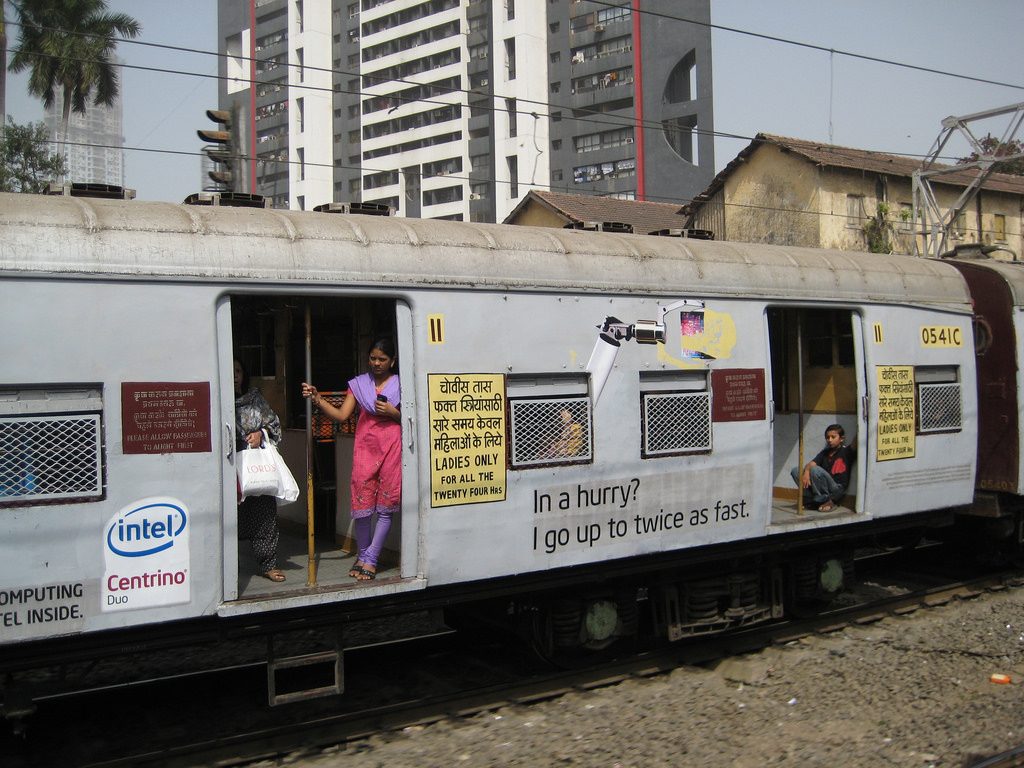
xmin=266 ymin=586 xmax=1024 ymax=768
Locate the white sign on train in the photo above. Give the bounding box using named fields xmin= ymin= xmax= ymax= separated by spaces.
xmin=102 ymin=497 xmax=191 ymax=612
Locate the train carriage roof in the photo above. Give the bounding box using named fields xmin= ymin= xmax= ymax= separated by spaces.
xmin=941 ymin=257 xmax=1024 ymax=307
xmin=0 ymin=192 xmax=971 ymax=310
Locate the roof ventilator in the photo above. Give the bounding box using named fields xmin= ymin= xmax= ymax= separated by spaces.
xmin=47 ymin=182 xmax=136 ymax=200
xmin=313 ymin=201 xmax=393 ymax=216
xmin=564 ymin=221 xmax=634 ymax=233
xmin=183 ymin=191 xmax=269 ymax=208
xmin=648 ymin=228 xmax=715 ymax=240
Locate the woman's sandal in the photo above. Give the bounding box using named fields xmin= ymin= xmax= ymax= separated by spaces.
xmin=355 ymin=566 xmax=376 ymax=581
xmin=348 ymin=561 xmax=365 ymax=578
xmin=818 ymin=500 xmax=835 ymax=513
xmin=261 ymin=569 xmax=286 ymax=582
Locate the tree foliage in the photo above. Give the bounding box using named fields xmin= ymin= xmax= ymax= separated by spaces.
xmin=957 ymin=134 xmax=1024 ymax=176
xmin=0 ymin=117 xmax=66 ymax=193
xmin=8 ymin=0 xmax=140 ymax=141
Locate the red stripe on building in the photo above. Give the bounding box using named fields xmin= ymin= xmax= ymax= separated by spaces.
xmin=632 ymin=0 xmax=645 ymax=201
xmin=249 ymin=0 xmax=257 ymax=193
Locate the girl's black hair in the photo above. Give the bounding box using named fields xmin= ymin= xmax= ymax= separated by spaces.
xmin=369 ymin=337 xmax=396 ymax=360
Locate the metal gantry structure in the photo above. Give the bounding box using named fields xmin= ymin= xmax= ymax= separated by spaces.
xmin=912 ymin=102 xmax=1024 ymax=258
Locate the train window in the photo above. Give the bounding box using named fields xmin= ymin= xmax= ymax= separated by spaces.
xmin=806 ymin=310 xmax=854 ymax=368
xmin=507 ymin=375 xmax=592 ymax=468
xmin=232 ymin=300 xmax=277 ymax=378
xmin=916 ymin=366 xmax=962 ymax=434
xmin=639 ymin=371 xmax=711 ymax=458
xmin=0 ymin=386 xmax=104 ymax=505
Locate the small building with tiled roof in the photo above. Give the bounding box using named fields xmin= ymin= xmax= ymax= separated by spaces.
xmin=682 ymin=133 xmax=1024 ymax=259
xmin=503 ymin=190 xmax=690 ymax=235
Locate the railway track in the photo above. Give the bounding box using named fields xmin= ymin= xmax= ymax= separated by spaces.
xmin=4 ymin=548 xmax=1023 ymax=768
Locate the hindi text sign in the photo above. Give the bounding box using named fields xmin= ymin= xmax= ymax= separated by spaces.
xmin=876 ymin=366 xmax=916 ymax=461
xmin=428 ymin=374 xmax=507 ymax=507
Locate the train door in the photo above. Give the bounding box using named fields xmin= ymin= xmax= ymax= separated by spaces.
xmin=767 ymin=307 xmax=863 ymax=513
xmin=219 ymin=292 xmax=414 ymax=600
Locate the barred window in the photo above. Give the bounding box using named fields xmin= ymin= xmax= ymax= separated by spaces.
xmin=916 ymin=366 xmax=961 ymax=434
xmin=0 ymin=387 xmax=104 ymax=505
xmin=641 ymin=372 xmax=710 ymax=457
xmin=508 ymin=376 xmax=591 ymax=468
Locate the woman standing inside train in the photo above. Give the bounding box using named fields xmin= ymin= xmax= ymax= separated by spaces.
xmin=302 ymin=338 xmax=401 ymax=581
xmin=234 ymin=359 xmax=286 ymax=582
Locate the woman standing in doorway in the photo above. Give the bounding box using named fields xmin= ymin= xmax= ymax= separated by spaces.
xmin=234 ymin=359 xmax=286 ymax=582
xmin=301 ymin=338 xmax=401 ymax=581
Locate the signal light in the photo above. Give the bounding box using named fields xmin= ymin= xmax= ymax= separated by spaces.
xmin=199 ymin=107 xmax=238 ymax=192
xmin=208 ymin=169 xmax=233 ymax=185
xmin=197 ymin=129 xmax=231 ymax=143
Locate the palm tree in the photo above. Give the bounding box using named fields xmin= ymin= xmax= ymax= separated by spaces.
xmin=8 ymin=0 xmax=140 ymax=157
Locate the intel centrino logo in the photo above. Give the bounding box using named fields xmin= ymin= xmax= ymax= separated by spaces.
xmin=106 ymin=500 xmax=187 ymax=557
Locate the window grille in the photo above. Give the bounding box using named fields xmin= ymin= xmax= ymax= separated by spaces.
xmin=918 ymin=383 xmax=961 ymax=433
xmin=642 ymin=391 xmax=711 ymax=456
xmin=510 ymin=396 xmax=591 ymax=467
xmin=310 ymin=391 xmax=356 ymax=441
xmin=0 ymin=414 xmax=103 ymax=503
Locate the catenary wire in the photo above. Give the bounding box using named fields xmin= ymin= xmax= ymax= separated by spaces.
xmin=48 ymin=136 xmax=1014 ymax=242
xmin=6 ymin=11 xmax=1021 ymax=166
xmin=4 ymin=11 xmax=1023 ymax=225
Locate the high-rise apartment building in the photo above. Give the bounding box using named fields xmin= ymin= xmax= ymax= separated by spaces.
xmin=216 ymin=0 xmax=713 ymax=220
xmin=44 ymin=77 xmax=126 ymax=188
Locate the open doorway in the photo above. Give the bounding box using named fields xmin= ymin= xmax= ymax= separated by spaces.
xmin=229 ymin=293 xmax=401 ymax=597
xmin=767 ymin=307 xmax=860 ymax=516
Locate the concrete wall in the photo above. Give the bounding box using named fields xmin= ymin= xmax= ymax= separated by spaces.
xmin=724 ymin=146 xmax=820 ymax=247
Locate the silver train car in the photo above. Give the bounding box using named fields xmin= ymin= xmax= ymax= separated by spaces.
xmin=0 ymin=191 xmax=988 ymax=698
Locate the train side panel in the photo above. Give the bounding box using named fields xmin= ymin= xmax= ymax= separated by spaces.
xmin=0 ymin=277 xmax=227 ymax=642
xmin=856 ymin=304 xmax=977 ymax=515
xmin=411 ymin=290 xmax=772 ymax=584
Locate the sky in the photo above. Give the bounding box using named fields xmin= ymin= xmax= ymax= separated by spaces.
xmin=4 ymin=0 xmax=1024 ymax=203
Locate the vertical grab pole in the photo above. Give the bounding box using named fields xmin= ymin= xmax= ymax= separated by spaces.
xmin=305 ymin=304 xmax=318 ymax=586
xmin=796 ymin=313 xmax=805 ymax=516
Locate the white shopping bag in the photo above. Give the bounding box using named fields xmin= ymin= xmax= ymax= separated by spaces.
xmin=237 ymin=445 xmax=283 ymax=499
xmin=273 ymin=447 xmax=300 ymax=504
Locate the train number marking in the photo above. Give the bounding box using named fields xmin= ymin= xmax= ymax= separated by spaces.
xmin=873 ymin=323 xmax=883 ymax=344
xmin=428 ymin=314 xmax=445 ymax=344
xmin=920 ymin=326 xmax=962 ymax=348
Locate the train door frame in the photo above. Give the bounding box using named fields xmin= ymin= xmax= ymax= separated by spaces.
xmin=217 ymin=291 xmax=419 ymax=601
xmin=766 ymin=305 xmax=865 ymax=514
xmin=216 ymin=295 xmax=239 ymax=601
xmin=850 ymin=313 xmax=867 ymax=511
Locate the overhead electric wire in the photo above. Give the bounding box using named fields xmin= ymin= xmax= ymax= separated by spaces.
xmin=2 ymin=17 xmax=760 ymax=153
xmin=588 ymin=0 xmax=1024 ymax=93
xmin=49 ymin=135 xmax=1014 ymax=242
xmin=4 ymin=9 xmax=1023 ymax=221
xmin=7 ymin=11 xmax=1020 ymax=161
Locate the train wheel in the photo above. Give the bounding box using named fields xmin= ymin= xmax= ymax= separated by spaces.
xmin=527 ymin=594 xmax=638 ymax=665
xmin=788 ymin=553 xmax=852 ymax=617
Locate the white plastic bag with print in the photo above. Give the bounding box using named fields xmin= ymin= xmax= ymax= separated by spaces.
xmin=236 ymin=443 xmax=282 ymax=500
xmin=272 ymin=447 xmax=299 ymax=505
